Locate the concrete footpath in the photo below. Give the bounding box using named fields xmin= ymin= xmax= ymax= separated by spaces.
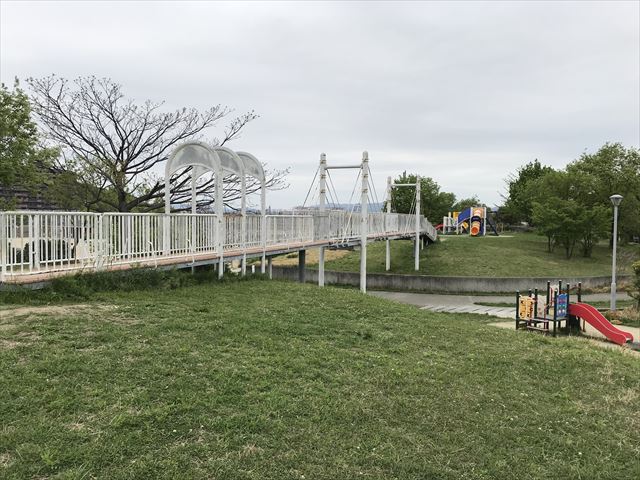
xmin=369 ymin=291 xmax=639 ymax=344
xmin=369 ymin=291 xmax=632 ymax=320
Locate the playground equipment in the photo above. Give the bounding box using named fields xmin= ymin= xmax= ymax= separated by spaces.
xmin=441 ymin=207 xmax=499 ymax=236
xmin=515 ymin=281 xmax=635 ymax=346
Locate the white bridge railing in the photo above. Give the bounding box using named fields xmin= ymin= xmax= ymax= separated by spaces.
xmin=0 ymin=210 xmax=436 ymax=280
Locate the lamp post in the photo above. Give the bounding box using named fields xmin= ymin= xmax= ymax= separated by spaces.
xmin=609 ymin=194 xmax=623 ymax=311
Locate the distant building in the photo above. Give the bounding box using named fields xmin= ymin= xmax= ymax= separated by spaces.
xmin=0 ymin=185 xmax=61 ymax=211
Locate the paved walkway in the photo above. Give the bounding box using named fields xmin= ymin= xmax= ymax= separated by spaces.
xmin=369 ymin=290 xmax=639 ymax=345
xmin=369 ymin=291 xmax=632 ymax=320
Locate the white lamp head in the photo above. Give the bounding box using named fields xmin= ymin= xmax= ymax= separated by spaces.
xmin=609 ymin=194 xmax=623 ymax=206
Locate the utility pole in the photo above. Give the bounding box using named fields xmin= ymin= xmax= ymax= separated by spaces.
xmin=609 ymin=194 xmax=623 ymax=311
xmin=415 ymin=175 xmax=421 ymax=271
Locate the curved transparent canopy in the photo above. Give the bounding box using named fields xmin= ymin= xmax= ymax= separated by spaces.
xmin=166 ymin=142 xmax=221 ymax=178
xmin=236 ymin=151 xmax=265 ymax=182
xmin=211 ymin=146 xmax=245 ymax=177
xmin=165 ymin=142 xmax=265 ymax=213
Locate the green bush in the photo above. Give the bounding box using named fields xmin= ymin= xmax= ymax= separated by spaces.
xmin=628 ymin=260 xmax=640 ymax=309
xmin=0 ymin=267 xmax=267 ymax=304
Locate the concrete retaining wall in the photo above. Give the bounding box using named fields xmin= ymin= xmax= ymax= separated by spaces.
xmin=271 ymin=266 xmax=630 ymax=293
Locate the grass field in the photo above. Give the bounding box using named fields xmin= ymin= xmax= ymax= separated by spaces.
xmin=1 ymin=274 xmax=639 ymax=479
xmin=318 ymin=233 xmax=640 ymax=277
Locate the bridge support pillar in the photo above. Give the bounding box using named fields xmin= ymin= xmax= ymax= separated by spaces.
xmin=267 ymin=256 xmax=273 ymax=279
xmin=298 ymin=250 xmax=306 ymax=283
xmin=385 ymin=176 xmax=391 ymax=272
xmin=318 ymin=247 xmax=325 ymax=286
xmin=318 ymin=153 xmax=327 ymax=287
xmin=360 ymin=152 xmax=369 ymax=293
xmin=385 ymin=239 xmax=390 ymax=271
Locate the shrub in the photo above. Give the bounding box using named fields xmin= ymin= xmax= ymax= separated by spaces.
xmin=0 ymin=266 xmax=267 ymax=304
xmin=628 ymin=260 xmax=640 ymax=309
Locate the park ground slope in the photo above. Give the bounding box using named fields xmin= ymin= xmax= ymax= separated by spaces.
xmin=315 ymin=233 xmax=640 ymax=277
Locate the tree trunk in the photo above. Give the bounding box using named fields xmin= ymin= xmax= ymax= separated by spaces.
xmin=117 ymin=189 xmax=128 ymax=213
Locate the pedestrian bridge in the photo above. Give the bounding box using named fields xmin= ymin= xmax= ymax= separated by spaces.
xmin=1 ymin=145 xmax=437 ymax=291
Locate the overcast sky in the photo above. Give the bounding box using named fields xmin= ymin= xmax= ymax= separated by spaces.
xmin=2 ymin=1 xmax=639 ymax=210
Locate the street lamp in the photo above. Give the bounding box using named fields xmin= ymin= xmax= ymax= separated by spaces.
xmin=609 ymin=194 xmax=623 ymax=311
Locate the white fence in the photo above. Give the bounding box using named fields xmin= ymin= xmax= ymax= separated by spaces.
xmin=0 ymin=210 xmax=436 ymax=280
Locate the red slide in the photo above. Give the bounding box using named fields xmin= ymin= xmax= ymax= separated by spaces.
xmin=568 ymin=303 xmax=634 ymax=346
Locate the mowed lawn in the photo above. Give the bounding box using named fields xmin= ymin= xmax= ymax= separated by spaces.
xmin=1 ymin=279 xmax=639 ymax=479
xmin=319 ymin=233 xmax=640 ymax=277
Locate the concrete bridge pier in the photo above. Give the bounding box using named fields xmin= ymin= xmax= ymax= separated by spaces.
xmin=267 ymin=256 xmax=273 ymax=279
xmin=298 ymin=250 xmax=306 ymax=283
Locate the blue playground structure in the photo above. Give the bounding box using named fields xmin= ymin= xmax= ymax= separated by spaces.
xmin=440 ymin=207 xmax=499 ymax=236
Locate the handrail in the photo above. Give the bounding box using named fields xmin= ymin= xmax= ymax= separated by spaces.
xmin=0 ymin=210 xmax=436 ymax=279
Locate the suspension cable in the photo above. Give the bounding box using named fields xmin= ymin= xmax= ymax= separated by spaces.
xmin=326 ymin=170 xmax=341 ymax=208
xmin=301 ymin=166 xmax=320 ymax=209
xmin=341 ymin=169 xmax=361 ymax=243
xmin=367 ymin=165 xmax=381 ymax=210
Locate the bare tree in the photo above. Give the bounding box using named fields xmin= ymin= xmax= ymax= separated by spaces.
xmin=27 ymin=75 xmax=288 ymax=212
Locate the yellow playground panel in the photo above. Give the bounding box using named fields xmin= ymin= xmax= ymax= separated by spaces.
xmin=518 ymin=296 xmax=535 ymax=320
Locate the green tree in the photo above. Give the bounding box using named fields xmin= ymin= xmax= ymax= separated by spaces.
xmin=575 ymin=204 xmax=610 ymax=257
xmin=0 ymin=79 xmax=57 ymax=207
xmin=531 ymin=200 xmax=560 ymax=252
xmin=529 ymin=170 xmax=610 ymax=258
xmin=388 ymin=172 xmax=455 ymax=222
xmin=27 ymin=76 xmax=287 ymax=212
xmin=502 ymin=159 xmax=554 ymax=224
xmin=628 ymin=260 xmax=640 ymax=309
xmin=452 ymin=195 xmax=482 ymax=212
xmin=566 ymin=143 xmax=640 ymax=243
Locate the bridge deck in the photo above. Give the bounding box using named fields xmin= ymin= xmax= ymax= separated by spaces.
xmin=1 ymin=211 xmax=437 ymax=285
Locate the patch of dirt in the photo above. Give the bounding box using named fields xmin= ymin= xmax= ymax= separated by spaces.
xmin=67 ymin=422 xmax=85 ymax=431
xmin=239 ymin=443 xmax=264 ymax=458
xmin=0 ymin=304 xmax=95 ymax=320
xmin=0 ymin=452 xmax=13 ymax=468
xmin=271 ymin=248 xmax=350 ymax=266
xmin=616 ymin=387 xmax=638 ymax=405
xmin=0 ymin=304 xmax=120 ymax=322
xmin=0 ymin=331 xmax=41 ymax=350
xmin=0 ymin=339 xmax=22 ymax=350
